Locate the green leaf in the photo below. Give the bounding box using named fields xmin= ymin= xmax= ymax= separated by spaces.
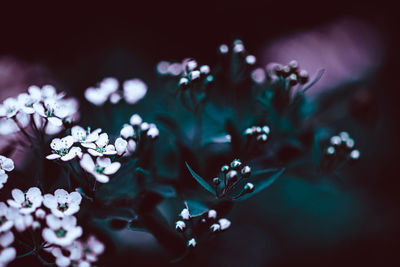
xmin=185 ymin=200 xmax=209 ymax=217
xmin=185 ymin=162 xmax=216 ymax=195
xmin=238 ymin=168 xmax=285 ymax=201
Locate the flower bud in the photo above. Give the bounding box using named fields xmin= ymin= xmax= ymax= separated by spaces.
xmin=339 ymin=131 xmax=350 ymax=141
xmin=350 ymin=149 xmax=360 ymax=160
xmin=244 ymin=128 xmax=253 ymax=135
xmin=345 ymin=139 xmax=355 ymax=149
xmin=245 ymin=55 xmax=256 ymax=65
xmin=221 ymin=165 xmax=229 ymax=173
xmin=130 ymin=114 xmax=142 ymax=126
xmin=210 ymin=223 xmax=221 ymax=232
xmin=179 ymin=77 xmax=190 ymax=90
xmin=326 ymin=146 xmax=335 ymax=156
xmin=208 ymin=209 xmax=217 ymax=219
xmin=175 ymin=220 xmax=186 ymax=231
xmin=226 ymin=170 xmax=238 ymax=184
xmin=241 ymin=166 xmax=251 ymax=178
xmin=218 ymin=218 xmax=231 ymax=230
xmin=187 ymin=238 xmax=197 ymax=247
xmin=330 ymin=136 xmax=342 ymax=146
xmin=244 ymin=182 xmax=255 ymax=193
xmin=140 ymin=122 xmax=150 ymax=131
xmin=180 ymin=208 xmax=190 ymax=220
xmin=257 ymin=134 xmax=268 ymax=142
xmin=298 ymin=70 xmax=309 ymax=84
xmin=200 ymin=65 xmax=210 ymax=75
xmin=213 ymin=177 xmax=220 ymax=185
xmin=189 ymin=70 xmax=201 ymax=81
xmin=282 ymin=65 xmax=291 ymax=78
xmin=230 ymin=159 xmax=241 ymax=169
xmin=186 ymin=60 xmax=198 ymax=72
xmin=288 ymin=73 xmax=298 ymax=86
xmin=219 ymin=44 xmax=229 ymax=54
xmin=288 ymin=60 xmax=299 ymax=72
xmin=262 ymin=125 xmax=270 ymax=134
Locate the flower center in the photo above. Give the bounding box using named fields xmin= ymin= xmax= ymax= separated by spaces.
xmin=96 ymin=147 xmax=104 ymax=153
xmin=0 ymin=216 xmax=7 ymax=225
xmin=84 ymin=248 xmax=92 ymax=254
xmin=23 ymin=200 xmax=32 ymax=208
xmin=58 ymin=148 xmax=69 ymax=156
xmin=56 ymin=229 xmax=67 ymax=237
xmin=58 ymin=203 xmax=68 ymax=212
xmin=95 ymin=164 xmax=104 ymax=174
xmin=46 ymin=108 xmax=54 ymax=117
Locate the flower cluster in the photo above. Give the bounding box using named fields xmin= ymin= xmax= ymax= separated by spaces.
xmin=177 ymin=59 xmax=214 ymax=91
xmin=175 ymin=204 xmax=231 ymax=248
xmin=84 ymin=77 xmax=148 ymax=106
xmin=269 ymin=60 xmax=309 ymax=86
xmin=46 ymin=126 xmax=122 ymax=183
xmin=118 ymin=113 xmax=159 ymax=156
xmin=0 ymin=187 xmax=103 ymax=266
xmin=244 ymin=125 xmax=270 ymax=143
xmin=212 ymin=159 xmax=253 ymax=199
xmin=0 ymin=156 xmax=14 ymax=189
xmin=0 ymin=85 xmax=79 ymax=136
xmin=322 ymin=131 xmax=360 ymax=171
xmin=156 ymin=60 xmax=185 ymax=77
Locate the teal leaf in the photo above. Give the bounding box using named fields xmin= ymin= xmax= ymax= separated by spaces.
xmin=185 ymin=200 xmax=209 ymax=217
xmin=238 ymin=168 xmax=285 ymax=201
xmin=185 ymin=162 xmax=216 ymax=195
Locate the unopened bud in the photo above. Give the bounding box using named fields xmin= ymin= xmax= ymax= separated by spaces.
xmin=187 ymin=238 xmax=197 ymax=247
xmin=262 ymin=125 xmax=270 ymax=134
xmin=210 ymin=223 xmax=221 ymax=232
xmin=230 ymin=159 xmax=241 ymax=169
xmin=189 ymin=70 xmax=201 ymax=81
xmin=175 ymin=221 xmax=186 ymax=231
xmin=219 ymin=44 xmax=229 ymax=54
xmin=179 ymin=77 xmax=190 ymax=90
xmin=221 ymin=165 xmax=229 ymax=173
xmin=180 ymin=208 xmax=190 ymax=220
xmin=241 ymin=166 xmax=251 ymax=178
xmin=208 ymin=209 xmax=217 ymax=219
xmin=350 ymin=149 xmax=360 ymax=160
xmin=288 ymin=60 xmax=299 ymax=72
xmin=299 ymin=70 xmax=309 ymax=84
xmin=326 ymin=146 xmax=335 ymax=156
xmin=330 ymin=136 xmax=342 ymax=146
xmin=288 ymin=73 xmax=298 ymax=86
xmin=200 ymin=65 xmax=210 ymax=75
xmin=218 ymin=218 xmax=231 ymax=230
xmin=244 ymin=182 xmax=255 ymax=193
xmin=213 ymin=177 xmax=220 ymax=185
xmin=226 ymin=170 xmax=238 ymax=183
xmin=257 ymin=134 xmax=268 ymax=142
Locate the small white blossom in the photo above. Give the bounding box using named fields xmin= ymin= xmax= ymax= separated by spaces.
xmin=187 ymin=238 xmax=196 ymax=247
xmin=42 ymin=215 xmax=82 ymax=247
xmin=33 ymin=97 xmax=76 ymax=127
xmin=84 ymin=77 xmax=119 ymax=106
xmin=71 ymin=126 xmax=101 ymax=146
xmin=120 ymin=124 xmax=134 ymax=139
xmin=218 ymin=218 xmax=231 ymax=230
xmin=47 ymin=136 xmax=82 ymax=161
xmin=0 ymin=231 xmax=16 ymax=267
xmin=83 ymin=235 xmax=105 ymax=263
xmin=208 ymin=210 xmax=217 ymax=219
xmin=80 ymin=154 xmax=121 ymax=183
xmin=48 ymin=241 xmax=84 ymax=267
xmin=43 ymin=189 xmax=82 ymax=217
xmin=0 ymin=203 xmax=14 ymax=233
xmin=35 ymin=208 xmax=46 ymax=219
xmin=175 ymin=221 xmax=186 ymax=231
xmin=7 ymin=187 xmax=43 ymax=214
xmin=115 ymin=137 xmax=128 ymax=156
xmin=127 ymin=140 xmax=137 ymax=153
xmin=86 ymin=133 xmax=117 ymax=157
xmin=210 ymin=223 xmax=220 ymax=232
xmin=8 ymin=209 xmax=34 ymax=232
xmin=0 ymin=97 xmax=20 ymax=118
xmin=0 ymin=156 xmax=14 ymax=190
xmin=129 ymin=114 xmax=142 ymax=126
xmin=147 ymin=124 xmax=159 ymax=139
xmin=180 ymin=208 xmax=190 ymax=220
xmin=123 ymin=79 xmax=147 ymax=104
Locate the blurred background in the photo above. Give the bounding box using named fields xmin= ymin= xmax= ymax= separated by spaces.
xmin=1 ymin=1 xmax=399 ymax=266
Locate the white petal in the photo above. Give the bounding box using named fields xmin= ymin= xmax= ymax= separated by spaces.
xmin=46 ymin=154 xmax=61 ymax=160
xmin=115 ymin=137 xmax=127 ymax=155
xmin=54 ymin=189 xmax=68 ymax=203
xmin=46 ymin=214 xmax=62 ymax=230
xmin=81 ymin=142 xmax=96 ymax=149
xmin=43 ymin=194 xmax=58 ymax=209
xmin=96 ymin=157 xmax=111 ymax=168
xmin=80 ymin=154 xmax=95 ymax=172
xmin=93 ymin=173 xmax=109 ymax=183
xmin=0 ymin=247 xmax=16 ymax=264
xmin=48 ymin=117 xmax=63 ymax=127
xmin=0 ymin=231 xmax=14 ymax=247
xmin=103 ymin=162 xmax=121 ymax=175
xmin=68 ymin=192 xmax=82 ymax=205
xmin=11 ymin=189 xmax=25 ymax=204
xmin=96 ymin=133 xmax=109 ymax=147
xmin=123 ymin=79 xmax=147 ymax=104
xmin=88 ymin=149 xmax=102 ymax=157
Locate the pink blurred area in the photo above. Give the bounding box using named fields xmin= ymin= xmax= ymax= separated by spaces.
xmin=261 ymin=18 xmax=384 ymax=95
xmin=0 ymin=56 xmax=54 ymax=167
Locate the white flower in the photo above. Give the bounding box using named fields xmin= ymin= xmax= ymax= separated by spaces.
xmin=218 ymin=218 xmax=231 ymax=230
xmin=43 ymin=189 xmax=82 ymax=217
xmin=16 ymin=93 xmax=36 ymax=114
xmin=115 ymin=137 xmax=127 ymax=156
xmin=85 ymin=133 xmax=116 ymax=157
xmin=0 ymin=231 xmax=16 ymax=267
xmin=84 ymin=77 xmax=119 ymax=106
xmin=83 ymin=235 xmax=105 ymax=263
xmin=123 ymin=79 xmax=147 ymax=104
xmin=120 ymin=124 xmax=134 ymax=139
xmin=0 ymin=203 xmax=14 ymax=233
xmin=33 ymin=98 xmax=69 ymax=127
xmin=129 ymin=114 xmax=142 ymax=125
xmin=187 ymin=238 xmax=196 ymax=247
xmin=42 ymin=215 xmax=82 ymax=247
xmin=147 ymin=124 xmax=159 ymax=139
xmin=127 ymin=140 xmax=137 ymax=153
xmin=0 ymin=156 xmax=13 ymax=173
xmin=80 ymin=154 xmax=121 ymax=183
xmin=7 ymin=187 xmax=43 ymax=214
xmin=47 ymin=136 xmax=82 ymax=161
xmin=180 ymin=208 xmax=190 ymax=220
xmin=0 ymin=156 xmax=14 ymax=190
xmin=0 ymin=97 xmax=20 ymax=118
xmin=71 ymin=126 xmax=101 ymax=146
xmin=28 ymin=85 xmax=64 ymax=102
xmin=48 ymin=241 xmax=84 ymax=267
xmin=8 ymin=209 xmax=34 ymax=232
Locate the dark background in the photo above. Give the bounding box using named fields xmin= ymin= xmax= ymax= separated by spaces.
xmin=1 ymin=1 xmax=400 ymax=266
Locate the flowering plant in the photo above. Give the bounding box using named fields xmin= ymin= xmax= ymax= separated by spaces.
xmin=0 ymin=39 xmax=360 ymax=266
